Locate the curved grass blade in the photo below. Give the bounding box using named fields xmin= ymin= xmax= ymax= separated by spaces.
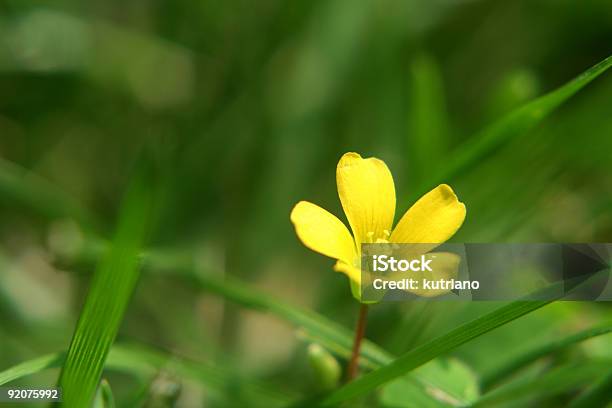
xmin=471 ymin=361 xmax=611 ymax=407
xmin=481 ymin=323 xmax=612 ymax=390
xmin=567 ymin=369 xmax=612 ymax=408
xmin=316 ymin=270 xmax=608 ymax=406
xmin=319 ymin=299 xmax=555 ymax=406
xmin=0 ymin=353 xmax=65 ymax=385
xmin=409 ymin=54 xmax=612 ymax=200
xmin=57 ymin=167 xmax=155 ymax=407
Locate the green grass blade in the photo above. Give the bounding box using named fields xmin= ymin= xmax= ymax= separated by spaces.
xmin=0 ymin=353 xmax=65 ymax=385
xmin=319 ymin=300 xmax=555 ymax=406
xmin=567 ymin=369 xmax=612 ymax=408
xmin=57 ymin=168 xmax=154 ymax=407
xmin=481 ymin=323 xmax=612 ymax=390
xmin=412 ymin=54 xmax=612 ymax=198
xmin=471 ymin=361 xmax=612 ymax=407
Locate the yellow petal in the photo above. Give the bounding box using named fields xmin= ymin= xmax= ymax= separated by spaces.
xmin=336 ymin=152 xmax=396 ymax=247
xmin=290 ymin=201 xmax=356 ymax=264
xmin=334 ymin=261 xmax=370 ymax=302
xmin=333 ymin=260 xmax=361 ymax=285
xmin=391 ymin=184 xmax=466 ymax=245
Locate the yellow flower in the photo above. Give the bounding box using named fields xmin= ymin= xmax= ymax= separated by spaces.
xmin=290 ymin=152 xmax=466 ymax=298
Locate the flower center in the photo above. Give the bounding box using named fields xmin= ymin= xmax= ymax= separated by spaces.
xmin=365 ymin=230 xmax=391 ymax=244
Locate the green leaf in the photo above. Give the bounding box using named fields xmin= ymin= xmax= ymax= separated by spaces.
xmin=380 ymin=379 xmax=448 ymax=408
xmin=471 ymin=360 xmax=612 ymax=407
xmin=380 ymin=358 xmax=479 ymax=408
xmin=410 ymin=358 xmax=479 ymax=404
xmin=481 ymin=323 xmax=612 ymax=390
xmin=319 ymin=299 xmax=556 ymax=406
xmin=411 ymin=54 xmax=612 ymax=199
xmin=57 ymin=167 xmax=155 ymax=407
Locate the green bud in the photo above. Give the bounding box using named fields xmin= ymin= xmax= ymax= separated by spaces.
xmin=307 ymin=343 xmax=341 ymax=391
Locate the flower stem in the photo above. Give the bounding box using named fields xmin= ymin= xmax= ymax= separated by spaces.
xmin=346 ymin=304 xmax=368 ymax=381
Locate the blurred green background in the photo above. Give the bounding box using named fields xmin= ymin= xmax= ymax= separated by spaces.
xmin=0 ymin=0 xmax=611 ymax=406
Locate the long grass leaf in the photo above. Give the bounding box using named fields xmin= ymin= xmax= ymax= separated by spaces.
xmin=319 ymin=300 xmax=555 ymax=406
xmin=411 ymin=54 xmax=612 ymax=199
xmin=481 ymin=323 xmax=612 ymax=390
xmin=57 ymin=167 xmax=154 ymax=407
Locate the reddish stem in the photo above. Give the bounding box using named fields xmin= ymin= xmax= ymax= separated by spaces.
xmin=346 ymin=304 xmax=368 ymax=381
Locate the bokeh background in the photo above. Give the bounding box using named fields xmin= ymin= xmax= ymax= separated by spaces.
xmin=1 ymin=0 xmax=611 ymax=406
